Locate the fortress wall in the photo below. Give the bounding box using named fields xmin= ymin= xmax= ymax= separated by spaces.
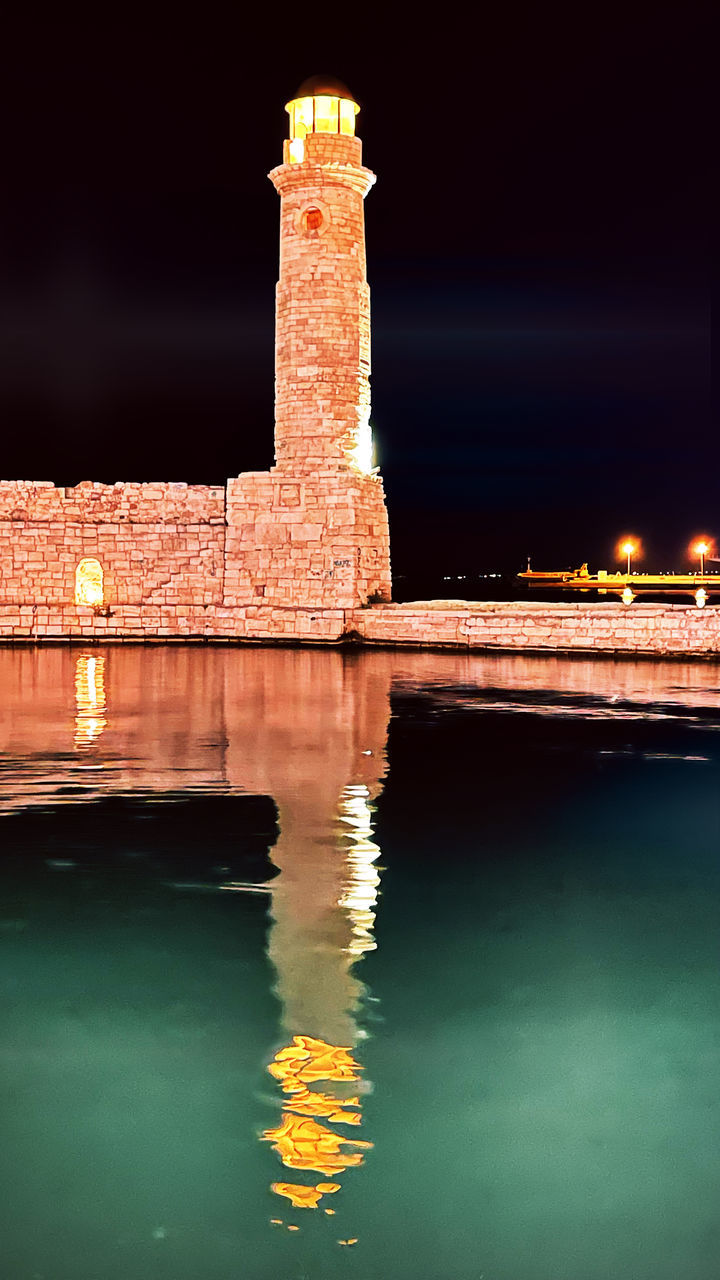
xmin=0 ymin=603 xmax=348 ymax=642
xmin=0 ymin=481 xmax=225 ymax=523
xmin=0 ymin=599 xmax=718 ymax=657
xmin=0 ymin=470 xmax=390 ymax=627
xmin=350 ymin=601 xmax=720 ymax=657
xmin=225 ymin=470 xmax=391 ymax=610
xmin=0 ymin=481 xmax=226 ymax=609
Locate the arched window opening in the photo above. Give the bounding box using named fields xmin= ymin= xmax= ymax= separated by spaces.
xmin=75 ymin=558 xmax=104 ymax=607
xmin=303 ymin=206 xmax=323 ymax=232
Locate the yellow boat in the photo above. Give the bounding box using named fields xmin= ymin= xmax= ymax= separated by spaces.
xmin=518 ymin=563 xmax=719 ymax=607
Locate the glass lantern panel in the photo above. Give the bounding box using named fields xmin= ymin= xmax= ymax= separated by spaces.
xmin=339 ymin=100 xmax=357 ymax=135
xmin=291 ymin=97 xmax=314 ymax=139
xmin=313 ymin=96 xmax=339 ymax=133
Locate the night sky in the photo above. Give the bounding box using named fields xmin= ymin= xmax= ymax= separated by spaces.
xmin=2 ymin=9 xmax=710 ymax=580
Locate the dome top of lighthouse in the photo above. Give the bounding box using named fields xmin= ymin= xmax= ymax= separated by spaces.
xmin=292 ymin=75 xmax=357 ymax=103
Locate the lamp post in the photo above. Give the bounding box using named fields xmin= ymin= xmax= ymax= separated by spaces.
xmin=693 ymin=541 xmax=709 ymax=576
xmin=621 ymin=540 xmax=635 ymax=577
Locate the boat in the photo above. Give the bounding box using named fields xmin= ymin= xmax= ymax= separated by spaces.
xmin=518 ymin=563 xmax=719 ymax=607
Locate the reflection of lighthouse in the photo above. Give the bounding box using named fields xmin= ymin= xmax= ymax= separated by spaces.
xmin=262 ymin=782 xmax=382 ymax=1217
xmin=267 ymin=780 xmax=382 ymax=1050
xmin=222 ymin=649 xmax=390 ymax=1222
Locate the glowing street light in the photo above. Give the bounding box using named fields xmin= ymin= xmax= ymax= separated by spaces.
xmin=621 ymin=540 xmax=636 ymax=576
xmin=692 ymin=540 xmax=710 ymax=575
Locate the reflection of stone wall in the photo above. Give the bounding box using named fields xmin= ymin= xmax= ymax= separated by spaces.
xmin=2 ymin=646 xmax=719 ymax=799
xmin=0 ymin=645 xmax=393 ymax=1046
xmin=1 ymin=646 xmax=719 ymax=817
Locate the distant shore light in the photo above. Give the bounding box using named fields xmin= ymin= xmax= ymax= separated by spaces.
xmin=691 ymin=539 xmax=712 ymax=575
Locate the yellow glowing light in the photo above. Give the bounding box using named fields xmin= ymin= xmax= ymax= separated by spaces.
xmin=350 ymin=420 xmax=373 ymax=475
xmin=617 ymin=537 xmax=639 ymax=576
xmin=74 ymin=654 xmax=107 ymax=748
xmin=75 ymin=557 xmax=104 ymax=607
xmin=622 ymin=586 xmax=634 ymax=606
xmin=286 ymin=94 xmax=359 ymax=141
xmin=339 ymin=99 xmax=356 ymax=134
xmin=288 ymin=137 xmax=304 ymax=164
xmin=695 ymin=588 xmax=707 ymax=608
xmin=313 ymin=95 xmax=339 ymax=133
xmin=291 ymin=96 xmax=314 ymax=139
xmin=691 ymin=539 xmax=712 ymax=575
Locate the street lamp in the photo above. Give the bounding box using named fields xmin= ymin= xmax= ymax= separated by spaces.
xmin=621 ymin=540 xmax=635 ymax=576
xmin=692 ymin=540 xmax=709 ymax=575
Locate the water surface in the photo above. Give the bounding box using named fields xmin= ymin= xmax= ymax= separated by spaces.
xmin=1 ymin=647 xmax=719 ymax=1279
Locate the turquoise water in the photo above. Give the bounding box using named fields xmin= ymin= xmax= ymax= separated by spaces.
xmin=1 ymin=646 xmax=719 ymax=1279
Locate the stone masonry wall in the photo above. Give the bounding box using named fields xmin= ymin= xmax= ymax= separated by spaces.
xmin=1 ymin=595 xmax=718 ymax=656
xmin=0 ymin=471 xmax=391 ymax=634
xmin=350 ymin=601 xmax=720 ymax=658
xmin=270 ymin=131 xmax=374 ymax=475
xmin=225 ymin=469 xmax=390 ymax=611
xmin=0 ymin=481 xmax=225 ymax=524
xmin=0 ymin=481 xmax=226 ymax=610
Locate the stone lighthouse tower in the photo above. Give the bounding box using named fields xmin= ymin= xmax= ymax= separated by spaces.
xmin=270 ymin=75 xmax=376 ymax=476
xmin=226 ymin=76 xmax=391 ymax=615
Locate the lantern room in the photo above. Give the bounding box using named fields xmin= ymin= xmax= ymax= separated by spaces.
xmin=285 ymin=75 xmax=359 ymax=163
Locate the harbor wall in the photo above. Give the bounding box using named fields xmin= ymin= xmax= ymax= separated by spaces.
xmin=0 ymin=471 xmax=391 ymax=624
xmin=0 ymin=481 xmax=226 ymax=609
xmin=0 ymin=598 xmax=718 ymax=658
xmin=350 ymin=601 xmax=720 ymax=657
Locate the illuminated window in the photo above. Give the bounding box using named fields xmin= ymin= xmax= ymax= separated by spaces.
xmin=313 ymin=95 xmax=339 ymax=133
xmin=75 ymin=558 xmax=104 ymax=607
xmin=339 ymin=100 xmax=357 ymax=134
xmin=291 ymin=96 xmax=314 ymax=140
xmin=286 ymin=93 xmax=359 ymax=140
xmin=304 ymin=206 xmax=323 ymax=232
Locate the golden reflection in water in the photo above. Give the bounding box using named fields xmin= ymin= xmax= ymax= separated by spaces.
xmin=262 ymin=656 xmax=389 ymax=1223
xmin=263 ymin=1035 xmax=373 ymax=1211
xmin=263 ymin=781 xmax=382 ymax=1216
xmin=74 ymin=654 xmax=107 ymax=749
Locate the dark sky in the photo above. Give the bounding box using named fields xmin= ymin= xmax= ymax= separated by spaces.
xmin=1 ymin=8 xmax=711 ymax=576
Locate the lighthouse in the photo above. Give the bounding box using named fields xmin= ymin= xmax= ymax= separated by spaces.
xmin=269 ymin=75 xmax=375 ymax=476
xmin=224 ymin=76 xmax=391 ymax=614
